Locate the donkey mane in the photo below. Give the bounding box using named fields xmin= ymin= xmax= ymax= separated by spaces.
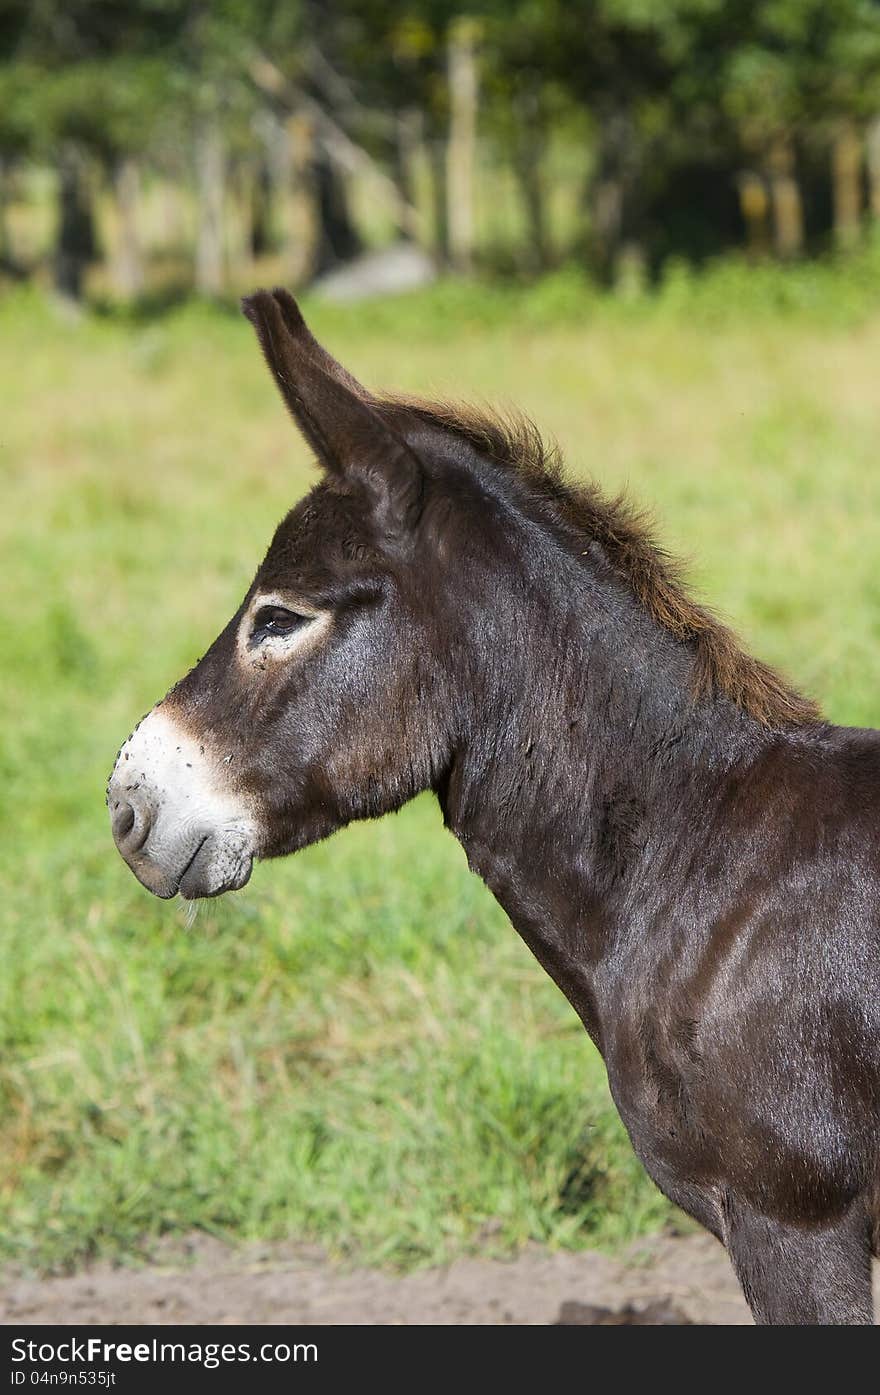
xmin=394 ymin=396 xmax=820 ymax=730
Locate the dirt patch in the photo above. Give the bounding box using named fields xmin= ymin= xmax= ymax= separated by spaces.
xmin=3 ymin=1233 xmax=877 ymax=1325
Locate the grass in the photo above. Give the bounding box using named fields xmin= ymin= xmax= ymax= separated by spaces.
xmin=2 ymin=253 xmax=880 ymax=1273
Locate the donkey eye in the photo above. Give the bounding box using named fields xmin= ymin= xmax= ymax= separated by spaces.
xmin=250 ymin=606 xmax=310 ymax=642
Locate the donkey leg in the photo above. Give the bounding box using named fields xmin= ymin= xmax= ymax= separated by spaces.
xmin=723 ymin=1195 xmax=874 ymax=1325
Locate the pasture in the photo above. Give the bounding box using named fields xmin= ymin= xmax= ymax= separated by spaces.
xmin=2 ymin=258 xmax=880 ymax=1273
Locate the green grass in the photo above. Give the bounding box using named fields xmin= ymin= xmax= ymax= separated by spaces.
xmin=3 ymin=256 xmax=880 ymax=1273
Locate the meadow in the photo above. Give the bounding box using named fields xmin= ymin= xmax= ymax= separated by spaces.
xmin=3 ymin=253 xmax=880 ymax=1273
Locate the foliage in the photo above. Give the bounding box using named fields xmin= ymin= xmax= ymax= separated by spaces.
xmin=2 ymin=1 xmax=880 ymax=287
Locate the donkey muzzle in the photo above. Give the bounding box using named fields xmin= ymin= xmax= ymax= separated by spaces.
xmin=108 ymin=708 xmax=256 ymax=900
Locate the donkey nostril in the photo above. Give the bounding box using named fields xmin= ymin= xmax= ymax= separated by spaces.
xmin=111 ymin=797 xmax=151 ymax=854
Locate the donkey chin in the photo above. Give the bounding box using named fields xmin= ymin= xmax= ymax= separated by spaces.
xmin=107 ymin=708 xmax=257 ymax=900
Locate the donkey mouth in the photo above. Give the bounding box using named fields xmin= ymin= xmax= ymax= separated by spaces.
xmin=176 ymin=831 xmax=254 ymax=901
xmin=119 ymin=829 xmax=254 ymax=902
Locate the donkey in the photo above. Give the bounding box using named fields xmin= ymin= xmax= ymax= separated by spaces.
xmin=108 ymin=288 xmax=880 ymax=1324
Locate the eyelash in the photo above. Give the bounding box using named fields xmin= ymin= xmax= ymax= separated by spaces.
xmin=250 ymin=605 xmax=311 ymax=644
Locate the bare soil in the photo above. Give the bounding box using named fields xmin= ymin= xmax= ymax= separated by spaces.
xmin=6 ymin=1232 xmax=877 ymax=1326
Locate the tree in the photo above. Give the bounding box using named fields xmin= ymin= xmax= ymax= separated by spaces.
xmin=1 ymin=2 xmax=187 ymax=299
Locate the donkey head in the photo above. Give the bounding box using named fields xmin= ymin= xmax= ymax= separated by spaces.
xmin=108 ymin=289 xmax=484 ymax=900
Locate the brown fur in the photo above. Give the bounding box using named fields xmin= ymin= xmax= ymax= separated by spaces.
xmin=394 ymin=397 xmax=820 ymax=730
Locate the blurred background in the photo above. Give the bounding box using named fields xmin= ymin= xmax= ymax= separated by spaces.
xmin=3 ymin=1 xmax=880 ymax=300
xmin=3 ymin=1 xmax=880 ymax=1293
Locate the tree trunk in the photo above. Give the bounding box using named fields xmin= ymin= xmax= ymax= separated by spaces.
xmin=0 ymin=157 xmax=8 ymax=263
xmin=270 ymin=112 xmax=318 ymax=287
xmin=158 ymin=180 xmax=186 ymax=249
xmin=446 ymin=19 xmax=479 ymax=274
xmin=54 ymin=145 xmax=96 ymax=303
xmin=766 ymin=135 xmax=803 ymax=259
xmin=512 ymin=84 xmax=550 ymax=273
xmin=112 ymin=156 xmax=144 ymax=300
xmin=312 ymin=145 xmax=361 ymax=275
xmin=831 ymin=120 xmax=862 ymax=250
xmin=195 ymin=120 xmax=226 ymax=296
xmin=591 ymin=173 xmax=623 ymax=275
xmin=249 ymin=156 xmax=274 ymax=258
xmin=429 ymin=136 xmax=449 ymax=265
xmin=865 ymin=117 xmax=880 ymax=224
xmin=613 ymin=242 xmax=647 ymax=298
xmin=737 ymin=170 xmax=771 ymax=257
xmin=393 ymin=108 xmax=422 ymax=244
xmin=588 ymin=111 xmax=644 ymax=284
xmin=274 ymin=110 xmax=363 ymax=283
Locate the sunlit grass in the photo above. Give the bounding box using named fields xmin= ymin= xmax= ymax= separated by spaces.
xmin=2 ymin=263 xmax=880 ymax=1271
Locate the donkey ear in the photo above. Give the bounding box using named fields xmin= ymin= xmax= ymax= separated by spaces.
xmin=244 ymin=285 xmax=368 ymax=398
xmin=241 ymin=288 xmax=422 ymax=535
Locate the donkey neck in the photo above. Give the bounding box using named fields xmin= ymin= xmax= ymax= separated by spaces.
xmin=435 ymin=549 xmax=773 ymax=1042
